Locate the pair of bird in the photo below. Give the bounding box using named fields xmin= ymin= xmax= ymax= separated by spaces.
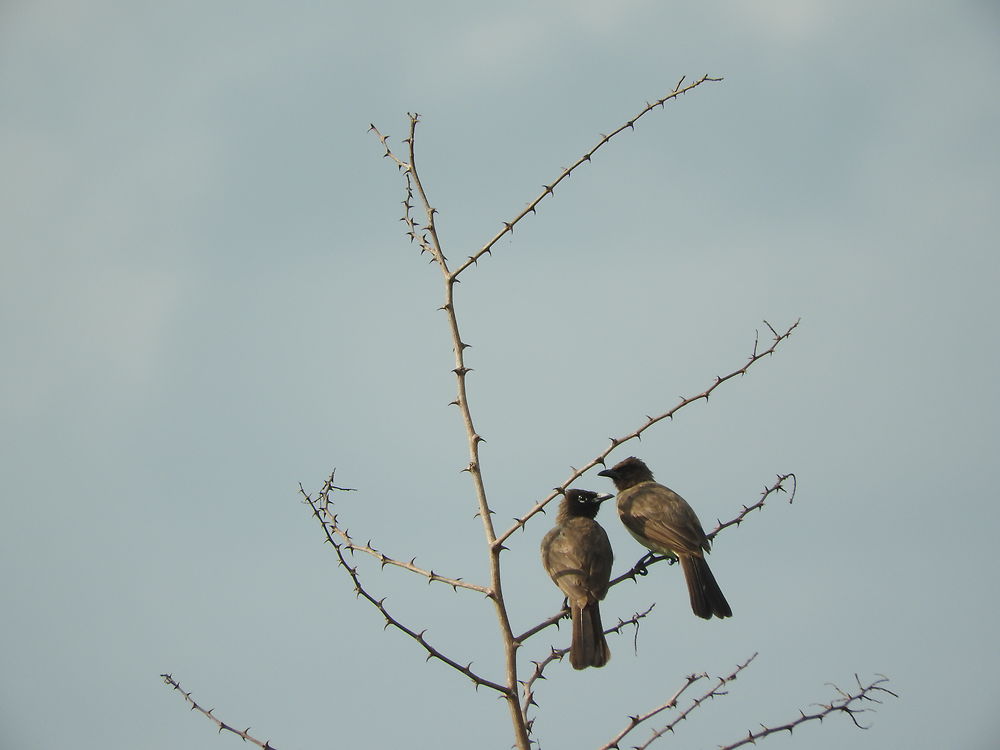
xmin=540 ymin=456 xmax=731 ymax=670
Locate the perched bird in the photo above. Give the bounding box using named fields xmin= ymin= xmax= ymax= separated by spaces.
xmin=540 ymin=489 xmax=615 ymax=669
xmin=598 ymin=457 xmax=732 ymax=620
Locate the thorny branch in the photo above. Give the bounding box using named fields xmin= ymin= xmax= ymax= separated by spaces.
xmin=497 ymin=318 xmax=800 ymax=547
xmin=160 ymin=674 xmax=278 ymax=750
xmin=709 ymin=472 xmax=796 ymax=542
xmin=306 ymin=478 xmax=490 ymax=594
xmin=519 ymin=606 xmax=656 ymax=721
xmin=300 ymin=474 xmax=508 ymax=695
xmin=600 ymin=654 xmax=759 ymax=750
xmin=449 ymin=75 xmax=723 ymax=277
xmin=719 ymin=675 xmax=898 ymax=750
xmin=160 ymin=76 xmax=891 ymax=750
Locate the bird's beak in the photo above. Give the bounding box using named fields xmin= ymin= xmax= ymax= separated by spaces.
xmin=595 ymin=492 xmax=614 ymax=503
xmin=597 ymin=468 xmax=614 ymax=479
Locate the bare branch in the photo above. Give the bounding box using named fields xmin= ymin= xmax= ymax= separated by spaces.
xmin=497 ymin=319 xmax=800 ymax=546
xmin=520 ymin=606 xmax=656 ymax=720
xmin=451 ymin=75 xmax=724 ymax=277
xmin=708 ymin=472 xmax=796 ymax=542
xmin=600 ymin=653 xmax=758 ymax=750
xmin=160 ymin=674 xmax=279 ymax=750
xmin=515 ymin=608 xmax=568 ymax=645
xmin=719 ymin=675 xmax=898 ymax=749
xmin=386 ymin=114 xmax=531 ymax=748
xmin=304 ymin=479 xmax=489 ymax=594
xmin=301 ymin=475 xmax=508 ymax=695
xmin=341 ymin=537 xmax=489 ymax=593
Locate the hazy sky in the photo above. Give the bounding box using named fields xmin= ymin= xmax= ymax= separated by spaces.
xmin=3 ymin=2 xmax=999 ymax=749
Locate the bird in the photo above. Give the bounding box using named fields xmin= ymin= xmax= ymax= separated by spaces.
xmin=540 ymin=489 xmax=615 ymax=669
xmin=598 ymin=456 xmax=731 ymax=619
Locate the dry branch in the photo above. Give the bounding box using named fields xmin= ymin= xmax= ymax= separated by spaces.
xmin=497 ymin=319 xmax=800 ymax=547
xmin=451 ymin=75 xmax=723 ymax=277
xmin=158 ymin=74 xmax=879 ymax=750
xmin=719 ymin=675 xmax=898 ymax=749
xmin=300 ymin=474 xmax=508 ymax=694
xmin=160 ymin=674 xmax=279 ymax=750
xmin=306 ymin=479 xmax=490 ymax=594
xmin=519 ymin=605 xmax=656 ymax=719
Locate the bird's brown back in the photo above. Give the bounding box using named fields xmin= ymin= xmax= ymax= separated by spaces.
xmin=541 ymin=517 xmax=613 ymax=605
xmin=617 ymin=481 xmax=710 ymax=557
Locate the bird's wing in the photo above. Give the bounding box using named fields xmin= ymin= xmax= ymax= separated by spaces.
xmin=619 ymin=483 xmax=709 ymax=556
xmin=541 ymin=520 xmax=612 ymax=603
xmin=582 ymin=523 xmax=614 ymax=600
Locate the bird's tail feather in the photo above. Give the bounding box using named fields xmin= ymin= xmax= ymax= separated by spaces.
xmin=570 ymin=602 xmax=611 ymax=669
xmin=681 ymin=554 xmax=733 ymax=619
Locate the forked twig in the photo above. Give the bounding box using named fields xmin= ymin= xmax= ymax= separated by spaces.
xmin=307 ymin=483 xmax=490 ymax=594
xmin=719 ymin=675 xmax=898 ymax=749
xmin=301 ymin=474 xmax=508 ymax=694
xmin=599 ymin=653 xmax=758 ymax=750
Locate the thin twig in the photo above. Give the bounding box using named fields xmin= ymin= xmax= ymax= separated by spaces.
xmin=160 ymin=674 xmax=279 ymax=750
xmin=708 ymin=472 xmax=796 ymax=542
xmin=519 ymin=606 xmax=656 ymax=718
xmin=308 ymin=486 xmax=489 ymax=594
xmin=497 ymin=319 xmax=800 ymax=546
xmin=719 ymin=675 xmax=898 ymax=749
xmin=451 ymin=75 xmax=723 ymax=277
xmin=301 ymin=476 xmax=508 ymax=694
xmin=600 ymin=653 xmax=758 ymax=750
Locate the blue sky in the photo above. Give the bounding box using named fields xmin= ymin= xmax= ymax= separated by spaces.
xmin=2 ymin=2 xmax=999 ymax=748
